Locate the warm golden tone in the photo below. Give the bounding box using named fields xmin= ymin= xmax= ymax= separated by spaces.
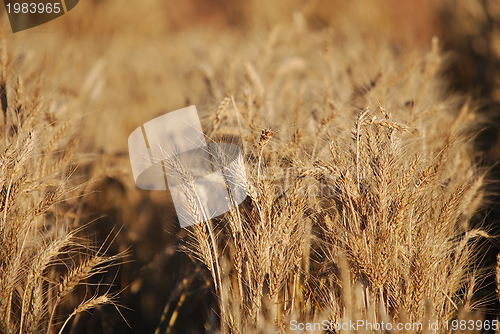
xmin=0 ymin=0 xmax=499 ymax=333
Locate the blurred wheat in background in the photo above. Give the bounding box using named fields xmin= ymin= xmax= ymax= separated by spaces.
xmin=1 ymin=0 xmax=500 ymax=333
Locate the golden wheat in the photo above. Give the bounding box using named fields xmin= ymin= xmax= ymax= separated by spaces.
xmin=0 ymin=40 xmax=123 ymax=334
xmin=0 ymin=0 xmax=498 ymax=333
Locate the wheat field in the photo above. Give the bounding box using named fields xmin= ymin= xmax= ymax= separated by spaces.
xmin=0 ymin=0 xmax=500 ymax=333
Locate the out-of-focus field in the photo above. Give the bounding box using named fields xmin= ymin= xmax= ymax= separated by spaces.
xmin=1 ymin=1 xmax=500 ymax=333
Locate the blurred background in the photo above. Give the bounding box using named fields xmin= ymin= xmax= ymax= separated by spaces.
xmin=1 ymin=0 xmax=499 ymax=333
